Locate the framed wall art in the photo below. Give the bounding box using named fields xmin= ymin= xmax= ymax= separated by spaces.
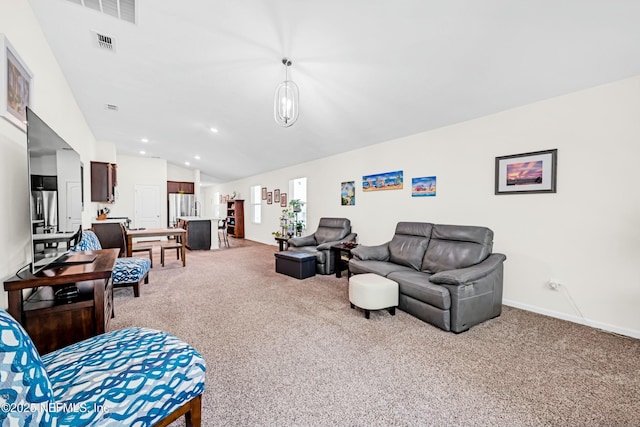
xmin=362 ymin=170 xmax=403 ymax=192
xmin=267 ymin=192 xmax=272 ymax=204
xmin=495 ymin=149 xmax=557 ymax=195
xmin=341 ymin=181 xmax=355 ymax=205
xmin=262 ymin=187 xmax=267 ymax=200
xmin=412 ymin=176 xmax=436 ymax=197
xmin=1 ymin=34 xmax=33 ymax=132
xmin=280 ymin=192 xmax=287 ymax=207
xmin=274 ymin=189 xmax=280 ymax=203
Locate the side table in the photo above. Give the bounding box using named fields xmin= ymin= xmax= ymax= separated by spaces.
xmin=275 ymin=236 xmax=289 ymax=252
xmin=331 ymin=243 xmax=357 ymax=278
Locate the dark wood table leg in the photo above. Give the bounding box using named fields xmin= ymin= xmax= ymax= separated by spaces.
xmin=181 ymin=233 xmax=186 ymax=267
xmin=334 ymin=248 xmax=342 ymax=278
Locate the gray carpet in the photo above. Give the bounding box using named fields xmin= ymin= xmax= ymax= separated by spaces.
xmin=110 ymin=241 xmax=640 ymax=427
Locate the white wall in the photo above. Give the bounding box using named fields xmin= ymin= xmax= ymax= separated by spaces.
xmin=0 ymin=0 xmax=99 ymax=308
xmin=106 ymin=155 xmax=168 ymax=227
xmin=210 ymin=76 xmax=640 ymax=338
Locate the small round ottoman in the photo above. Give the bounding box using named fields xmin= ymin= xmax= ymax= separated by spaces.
xmin=349 ymin=273 xmax=399 ymax=319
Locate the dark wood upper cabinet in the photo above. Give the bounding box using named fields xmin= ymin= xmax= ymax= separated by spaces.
xmin=91 ymin=161 xmax=117 ymax=203
xmin=167 ymin=181 xmax=194 ymax=194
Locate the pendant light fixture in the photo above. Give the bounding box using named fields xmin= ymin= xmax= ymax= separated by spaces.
xmin=274 ymin=58 xmax=299 ymax=127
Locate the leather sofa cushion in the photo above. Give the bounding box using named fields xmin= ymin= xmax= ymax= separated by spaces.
xmin=349 ymin=259 xmax=414 ymax=277
xmin=388 ymin=270 xmax=450 ymax=310
xmin=388 ymin=222 xmax=432 ymax=270
xmin=422 ymin=224 xmax=493 ymax=273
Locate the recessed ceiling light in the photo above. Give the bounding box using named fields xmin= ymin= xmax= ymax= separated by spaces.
xmin=210 ymin=127 xmax=218 ymax=133
xmin=140 ymin=150 xmax=146 ymax=155
xmin=185 ymin=161 xmax=190 ymax=166
xmin=141 ymin=138 xmax=149 ymax=143
xmin=194 ymin=155 xmax=200 ymax=160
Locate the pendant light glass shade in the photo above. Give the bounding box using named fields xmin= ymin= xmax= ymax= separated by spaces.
xmin=274 ymin=58 xmax=299 ymax=127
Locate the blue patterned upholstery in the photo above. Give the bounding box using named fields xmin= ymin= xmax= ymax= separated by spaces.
xmin=0 ymin=309 xmax=55 ymax=427
xmin=71 ymin=230 xmax=102 ymax=252
xmin=72 ymin=230 xmax=151 ymax=296
xmin=0 ymin=308 xmax=206 ymax=426
xmin=111 ymin=257 xmax=151 ymax=284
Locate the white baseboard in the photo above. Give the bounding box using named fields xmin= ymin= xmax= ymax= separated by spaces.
xmin=502 ymin=299 xmax=640 ymax=340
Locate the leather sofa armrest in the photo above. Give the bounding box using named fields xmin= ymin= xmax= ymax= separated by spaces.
xmin=316 ymin=233 xmax=358 ymax=250
xmin=288 ymin=234 xmax=317 ymax=247
xmin=429 ymin=253 xmax=507 ymax=285
xmin=351 ymin=243 xmax=391 ymax=261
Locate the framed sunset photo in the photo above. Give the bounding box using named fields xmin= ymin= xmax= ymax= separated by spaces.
xmin=495 ymin=149 xmax=557 ymax=195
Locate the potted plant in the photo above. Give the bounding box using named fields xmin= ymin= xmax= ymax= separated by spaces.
xmin=289 ymin=199 xmax=302 ymax=212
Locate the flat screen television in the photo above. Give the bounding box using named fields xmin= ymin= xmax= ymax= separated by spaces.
xmin=27 ymin=107 xmax=84 ymax=274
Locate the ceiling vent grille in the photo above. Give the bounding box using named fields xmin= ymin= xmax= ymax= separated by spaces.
xmin=94 ymin=32 xmax=116 ymax=51
xmin=105 ymin=104 xmax=119 ymax=111
xmin=65 ymin=0 xmax=136 ymax=24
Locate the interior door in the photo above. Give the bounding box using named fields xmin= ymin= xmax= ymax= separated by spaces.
xmin=134 ymin=185 xmax=161 ymax=240
xmin=65 ymin=181 xmax=82 ymax=232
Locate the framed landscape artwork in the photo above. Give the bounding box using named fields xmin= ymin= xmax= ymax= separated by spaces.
xmin=362 ymin=170 xmax=403 ymax=192
xmin=412 ymin=176 xmax=436 ymax=197
xmin=495 ymin=149 xmax=557 ymax=194
xmin=1 ymin=34 xmax=33 ymax=132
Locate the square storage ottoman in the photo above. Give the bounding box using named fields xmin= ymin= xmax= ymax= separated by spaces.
xmin=275 ymin=251 xmax=316 ymax=279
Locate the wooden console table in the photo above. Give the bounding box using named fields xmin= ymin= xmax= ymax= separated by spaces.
xmin=3 ymin=249 xmax=118 ymax=354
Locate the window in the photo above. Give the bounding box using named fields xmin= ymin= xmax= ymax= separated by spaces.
xmin=289 ymin=177 xmax=307 ymax=230
xmin=213 ymin=191 xmax=221 ymax=219
xmin=250 ymin=185 xmax=262 ymax=224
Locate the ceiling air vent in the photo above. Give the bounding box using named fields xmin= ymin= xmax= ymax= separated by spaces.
xmin=105 ymin=104 xmax=119 ymax=111
xmin=94 ymin=32 xmax=116 ymax=51
xmin=65 ymin=0 xmax=136 ymax=24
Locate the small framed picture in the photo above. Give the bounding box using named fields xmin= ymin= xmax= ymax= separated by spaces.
xmin=261 ymin=187 xmax=267 ymax=200
xmin=495 ymin=149 xmax=557 ymax=195
xmin=280 ymin=192 xmax=287 ymax=207
xmin=274 ymin=189 xmax=280 ymax=203
xmin=267 ymin=192 xmax=273 ymax=204
xmin=1 ymin=35 xmax=33 ymax=132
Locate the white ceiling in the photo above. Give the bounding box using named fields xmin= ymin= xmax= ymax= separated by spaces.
xmin=28 ymin=0 xmax=640 ymax=184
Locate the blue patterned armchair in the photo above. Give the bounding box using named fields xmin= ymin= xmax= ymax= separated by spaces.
xmin=0 ymin=308 xmax=206 ymax=426
xmin=73 ymin=230 xmax=151 ymax=297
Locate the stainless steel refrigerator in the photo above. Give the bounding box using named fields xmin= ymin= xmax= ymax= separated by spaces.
xmin=31 ymin=190 xmax=58 ymax=233
xmin=168 ymin=193 xmax=196 ymax=227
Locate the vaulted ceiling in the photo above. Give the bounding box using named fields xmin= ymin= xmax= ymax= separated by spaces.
xmin=28 ymin=0 xmax=640 ymax=183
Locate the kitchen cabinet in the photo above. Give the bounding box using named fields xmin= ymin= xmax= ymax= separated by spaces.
xmin=176 ymin=217 xmax=213 ymax=250
xmin=167 ymin=181 xmax=194 ymax=194
xmin=31 ymin=174 xmax=58 ymax=191
xmin=91 ymin=161 xmax=117 ymax=203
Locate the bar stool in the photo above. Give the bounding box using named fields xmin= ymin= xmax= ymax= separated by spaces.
xmin=218 ymin=219 xmax=230 ymax=248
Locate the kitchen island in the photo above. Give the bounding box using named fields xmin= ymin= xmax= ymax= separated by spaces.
xmin=176 ymin=217 xmax=221 ymax=250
